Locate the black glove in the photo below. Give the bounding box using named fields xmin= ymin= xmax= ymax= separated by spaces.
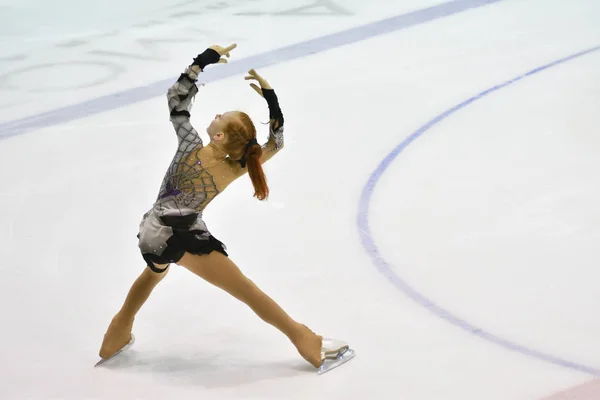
xmin=192 ymin=48 xmax=221 ymax=70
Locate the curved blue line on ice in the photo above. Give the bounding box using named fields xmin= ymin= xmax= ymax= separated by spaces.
xmin=357 ymin=45 xmax=600 ymax=375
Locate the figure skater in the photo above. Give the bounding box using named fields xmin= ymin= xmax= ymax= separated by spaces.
xmin=97 ymin=44 xmax=354 ymax=373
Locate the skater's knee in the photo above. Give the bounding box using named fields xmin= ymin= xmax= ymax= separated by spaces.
xmin=143 ymin=263 xmax=170 ymax=280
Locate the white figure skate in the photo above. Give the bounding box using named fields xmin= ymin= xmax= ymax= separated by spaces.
xmin=94 ymin=334 xmax=135 ymax=367
xmin=317 ymin=338 xmax=355 ymax=375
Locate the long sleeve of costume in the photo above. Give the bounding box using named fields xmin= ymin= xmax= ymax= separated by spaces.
xmin=259 ymin=88 xmax=285 ymax=164
xmin=166 ymin=48 xmax=221 ymax=152
xmin=167 ymin=66 xmax=203 ymax=151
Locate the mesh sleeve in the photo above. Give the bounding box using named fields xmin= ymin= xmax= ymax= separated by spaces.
xmin=267 ymin=116 xmax=284 ymax=150
xmin=166 ymin=66 xmax=203 ymax=150
xmin=263 ymin=88 xmax=284 ymax=150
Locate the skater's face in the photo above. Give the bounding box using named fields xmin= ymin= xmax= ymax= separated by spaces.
xmin=207 ymin=111 xmax=242 ymax=141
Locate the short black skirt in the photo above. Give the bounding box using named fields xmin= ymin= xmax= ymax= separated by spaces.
xmin=139 ymin=213 xmax=228 ymax=273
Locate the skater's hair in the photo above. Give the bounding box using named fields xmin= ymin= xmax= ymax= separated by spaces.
xmin=224 ymin=112 xmax=269 ymax=201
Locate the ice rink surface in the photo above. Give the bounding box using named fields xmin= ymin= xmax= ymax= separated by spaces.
xmin=1 ymin=0 xmax=599 ymax=399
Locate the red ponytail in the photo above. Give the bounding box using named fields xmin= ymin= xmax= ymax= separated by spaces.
xmin=223 ymin=112 xmax=269 ymax=201
xmin=245 ymin=144 xmax=269 ymax=200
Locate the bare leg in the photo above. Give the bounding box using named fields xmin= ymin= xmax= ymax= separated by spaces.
xmin=99 ymin=265 xmax=169 ymax=359
xmin=177 ymin=252 xmax=323 ymax=367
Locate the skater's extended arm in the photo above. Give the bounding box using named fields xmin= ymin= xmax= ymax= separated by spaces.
xmin=245 ymin=69 xmax=285 ymax=164
xmin=166 ymin=45 xmax=236 ymax=147
xmin=260 ymin=88 xmax=285 ymax=164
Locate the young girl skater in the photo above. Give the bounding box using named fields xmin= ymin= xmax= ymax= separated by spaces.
xmin=97 ymin=43 xmax=354 ymax=374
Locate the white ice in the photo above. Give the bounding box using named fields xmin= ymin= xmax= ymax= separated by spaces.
xmin=1 ymin=0 xmax=599 ymax=399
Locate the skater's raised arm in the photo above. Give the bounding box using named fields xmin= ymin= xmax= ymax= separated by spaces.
xmin=167 ymin=44 xmax=237 ymax=146
xmin=244 ymin=69 xmax=285 ymax=165
xmin=260 ymin=89 xmax=285 ymax=164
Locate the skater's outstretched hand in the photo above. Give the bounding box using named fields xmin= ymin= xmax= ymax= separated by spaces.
xmin=192 ymin=43 xmax=237 ymax=70
xmin=245 ymin=69 xmax=282 ymax=133
xmin=245 ymin=69 xmax=273 ymax=97
xmin=209 ymin=43 xmax=238 ymax=64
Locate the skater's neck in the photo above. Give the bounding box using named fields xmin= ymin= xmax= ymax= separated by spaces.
xmin=206 ymin=142 xmax=228 ymax=160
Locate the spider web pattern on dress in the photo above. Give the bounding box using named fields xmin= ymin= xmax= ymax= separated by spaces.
xmin=154 ymin=67 xmax=220 ymax=213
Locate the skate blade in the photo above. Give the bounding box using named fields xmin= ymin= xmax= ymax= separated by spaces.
xmin=317 ymin=347 xmax=356 ymax=375
xmin=94 ymin=334 xmax=135 ymax=367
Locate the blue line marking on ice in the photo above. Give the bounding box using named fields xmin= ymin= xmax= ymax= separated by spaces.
xmin=0 ymin=0 xmax=503 ymax=139
xmin=357 ymin=44 xmax=600 ymax=375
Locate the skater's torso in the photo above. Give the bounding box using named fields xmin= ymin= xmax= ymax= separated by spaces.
xmin=151 ymin=64 xmax=283 ymax=221
xmin=155 ymin=142 xmax=243 ymax=214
